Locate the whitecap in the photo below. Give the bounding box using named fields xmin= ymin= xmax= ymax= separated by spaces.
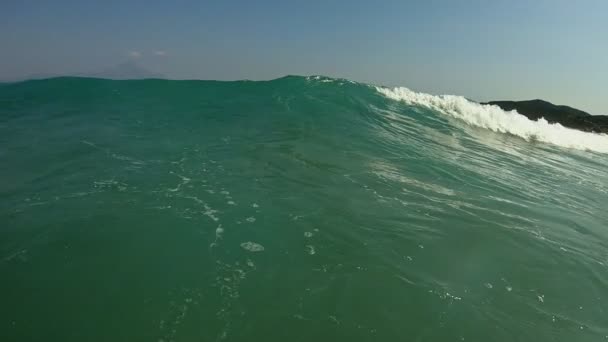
xmin=376 ymin=86 xmax=608 ymax=153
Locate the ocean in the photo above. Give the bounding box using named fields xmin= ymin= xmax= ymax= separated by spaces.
xmin=1 ymin=75 xmax=607 ymax=341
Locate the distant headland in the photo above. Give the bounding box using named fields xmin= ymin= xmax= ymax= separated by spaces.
xmin=2 ymin=61 xmax=164 ymax=82
xmin=484 ymin=100 xmax=608 ymax=134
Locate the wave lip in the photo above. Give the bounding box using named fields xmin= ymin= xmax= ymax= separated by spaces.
xmin=376 ymin=86 xmax=608 ymax=154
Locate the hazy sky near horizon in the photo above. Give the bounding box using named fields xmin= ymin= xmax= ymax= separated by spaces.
xmin=1 ymin=0 xmax=607 ymax=114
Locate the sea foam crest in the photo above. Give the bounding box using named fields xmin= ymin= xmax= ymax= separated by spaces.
xmin=376 ymin=86 xmax=608 ymax=153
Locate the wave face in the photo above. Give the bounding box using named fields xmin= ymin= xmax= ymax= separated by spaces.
xmin=1 ymin=76 xmax=607 ymax=341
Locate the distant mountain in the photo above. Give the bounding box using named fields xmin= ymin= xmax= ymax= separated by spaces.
xmin=483 ymin=99 xmax=608 ymax=134
xmin=82 ymin=61 xmax=164 ymax=80
xmin=14 ymin=72 xmax=64 ymax=81
xmin=3 ymin=61 xmax=164 ymax=82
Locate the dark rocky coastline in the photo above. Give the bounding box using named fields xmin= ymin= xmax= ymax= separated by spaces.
xmin=483 ymin=100 xmax=608 ymax=134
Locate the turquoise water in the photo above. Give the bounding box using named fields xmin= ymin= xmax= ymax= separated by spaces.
xmin=1 ymin=76 xmax=607 ymax=341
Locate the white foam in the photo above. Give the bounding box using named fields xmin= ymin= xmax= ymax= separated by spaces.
xmin=203 ymin=204 xmax=219 ymax=222
xmin=376 ymin=86 xmax=608 ymax=153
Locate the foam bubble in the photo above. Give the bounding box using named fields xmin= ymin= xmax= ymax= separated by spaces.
xmin=305 ymin=245 xmax=316 ymax=255
xmin=240 ymin=241 xmax=264 ymax=252
xmin=376 ymin=86 xmax=608 ymax=153
xmin=215 ymin=225 xmax=224 ymax=239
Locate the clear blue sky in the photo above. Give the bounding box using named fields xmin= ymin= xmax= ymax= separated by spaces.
xmin=1 ymin=0 xmax=606 ymax=114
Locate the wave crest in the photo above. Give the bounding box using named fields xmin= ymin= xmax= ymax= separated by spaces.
xmin=376 ymin=86 xmax=608 ymax=153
